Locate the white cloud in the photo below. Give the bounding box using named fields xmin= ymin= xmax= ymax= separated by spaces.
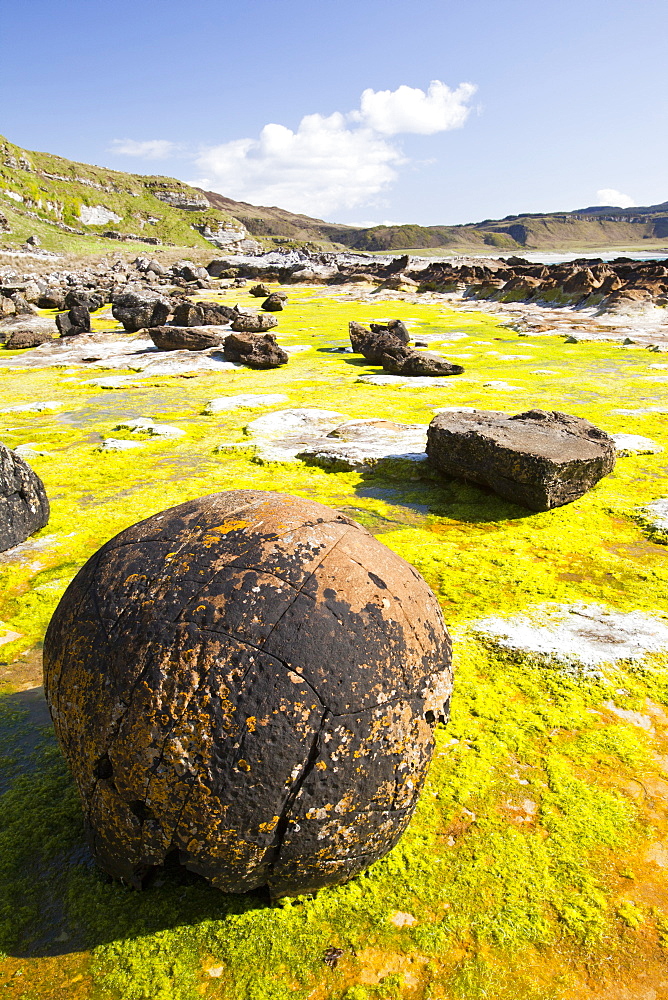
xmin=110 ymin=139 xmax=181 ymax=159
xmin=354 ymin=80 xmax=477 ymax=136
xmin=192 ymin=80 xmax=476 ymax=218
xmin=597 ymin=188 xmax=635 ymax=209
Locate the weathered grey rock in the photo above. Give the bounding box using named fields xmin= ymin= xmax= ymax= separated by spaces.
xmin=638 ymin=498 xmax=668 ymax=542
xmin=223 ymin=331 xmax=288 ymax=369
xmin=149 ymin=325 xmax=228 ymax=352
xmin=171 ymin=300 xmax=236 ymax=327
xmin=0 ymin=442 xmax=50 ymax=552
xmin=239 ymin=409 xmax=345 ymax=462
xmin=230 ymin=309 xmax=279 ymax=333
xmin=427 ymin=409 xmax=615 ymax=511
xmin=43 ymin=491 xmax=453 ymax=897
xmin=112 ymin=290 xmax=171 ymax=332
xmin=249 ymin=283 xmax=271 ymax=297
xmin=298 ymin=419 xmax=428 ymax=471
xmin=204 ymin=393 xmax=289 ymax=414
xmin=262 ymin=293 xmax=287 ymax=311
xmin=37 ymin=286 xmax=67 ymax=310
xmin=612 ymin=433 xmax=663 ymax=456
xmin=98 ymin=438 xmax=146 ymax=451
xmin=4 ymin=329 xmax=54 ymax=350
xmin=64 ymin=288 xmax=104 ymax=312
xmin=473 ymin=603 xmax=668 ymax=676
xmin=380 ymin=346 xmax=464 ymax=377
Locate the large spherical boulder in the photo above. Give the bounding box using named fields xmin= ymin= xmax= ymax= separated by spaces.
xmin=44 ymin=491 xmax=452 ymax=898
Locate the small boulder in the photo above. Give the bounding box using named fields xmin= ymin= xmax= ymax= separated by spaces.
xmin=223 ymin=331 xmax=288 ymax=369
xmin=427 ymin=409 xmax=615 ymax=511
xmin=65 ymin=288 xmax=104 ymax=312
xmin=349 ymin=321 xmax=406 ymax=363
xmin=112 ymin=290 xmax=171 ymax=332
xmin=230 ymin=309 xmax=279 ymax=334
xmin=172 ymin=300 xmax=236 ymax=327
xmin=370 ymin=319 xmax=410 ymax=343
xmin=149 ymin=326 xmax=228 ymax=352
xmin=249 ymin=283 xmax=271 ymax=297
xmin=56 ymin=305 xmax=91 ymax=337
xmin=0 ymin=442 xmax=50 ymax=553
xmin=380 ymin=346 xmax=464 ymax=377
xmin=262 ymin=293 xmax=287 ymax=312
xmin=4 ymin=329 xmax=54 ymax=350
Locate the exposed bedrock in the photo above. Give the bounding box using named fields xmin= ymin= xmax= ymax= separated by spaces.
xmin=43 ymin=491 xmax=453 ymax=898
xmin=0 ymin=441 xmax=50 ymax=552
xmin=427 ymin=409 xmax=615 ymax=511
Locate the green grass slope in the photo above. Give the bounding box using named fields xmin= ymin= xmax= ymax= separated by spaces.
xmin=0 ymin=135 xmax=248 ymax=253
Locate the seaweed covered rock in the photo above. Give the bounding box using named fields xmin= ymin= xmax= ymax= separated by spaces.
xmin=0 ymin=442 xmax=50 ymax=552
xmin=427 ymin=408 xmax=615 ymax=510
xmin=43 ymin=491 xmax=452 ymax=898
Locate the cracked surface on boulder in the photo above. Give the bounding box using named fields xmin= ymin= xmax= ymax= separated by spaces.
xmin=43 ymin=490 xmax=453 ymax=899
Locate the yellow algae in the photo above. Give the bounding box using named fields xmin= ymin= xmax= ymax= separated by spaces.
xmin=1 ymin=285 xmax=668 ymax=999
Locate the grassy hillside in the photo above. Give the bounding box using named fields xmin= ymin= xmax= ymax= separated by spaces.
xmin=1 ymin=133 xmax=667 ymax=255
xmin=199 ymin=188 xmax=356 ymax=249
xmin=0 ymin=136 xmax=250 ymax=254
xmin=346 ymin=205 xmax=668 ymax=253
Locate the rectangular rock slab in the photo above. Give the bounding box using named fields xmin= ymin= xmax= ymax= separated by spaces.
xmin=426 ymin=408 xmax=615 ymax=511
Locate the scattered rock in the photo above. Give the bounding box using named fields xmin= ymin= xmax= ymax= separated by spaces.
xmin=0 ymin=442 xmax=50 ymax=552
xmin=149 ymin=326 xmax=228 ymax=352
xmin=427 ymin=409 xmax=615 ymax=511
xmin=612 ymin=433 xmax=663 ymax=455
xmin=4 ymin=329 xmax=53 ymax=350
xmin=56 ymin=304 xmax=91 ymax=337
xmin=349 ymin=320 xmax=408 ymax=363
xmin=171 ymin=300 xmax=236 ymax=327
xmin=112 ymin=290 xmax=171 ymax=332
xmin=230 ymin=309 xmax=279 ymax=334
xmin=380 ymin=346 xmax=464 ymax=377
xmin=43 ymin=490 xmax=453 ymax=897
xmin=204 ymin=393 xmax=289 ymax=414
xmin=249 ymin=283 xmax=271 ymax=297
xmin=473 ymin=603 xmax=668 ymax=675
xmin=241 ymin=408 xmax=346 ymax=462
xmin=261 ymin=293 xmax=287 ymax=312
xmin=223 ymin=331 xmax=288 ymax=369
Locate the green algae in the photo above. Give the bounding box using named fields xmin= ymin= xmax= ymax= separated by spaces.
xmin=1 ymin=287 xmax=668 ymax=997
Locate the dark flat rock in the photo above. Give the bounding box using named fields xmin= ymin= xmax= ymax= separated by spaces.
xmin=427 ymin=408 xmax=615 ymax=510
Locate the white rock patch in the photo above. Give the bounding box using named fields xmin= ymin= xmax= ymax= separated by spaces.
xmin=473 ymin=603 xmax=668 ymax=674
xmin=204 ymin=393 xmax=289 ymax=414
xmin=612 ymin=434 xmax=663 ymax=455
xmin=78 ymin=205 xmax=121 ymax=226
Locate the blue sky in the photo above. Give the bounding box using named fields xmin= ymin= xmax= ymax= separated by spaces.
xmin=2 ymin=0 xmax=666 ymax=226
